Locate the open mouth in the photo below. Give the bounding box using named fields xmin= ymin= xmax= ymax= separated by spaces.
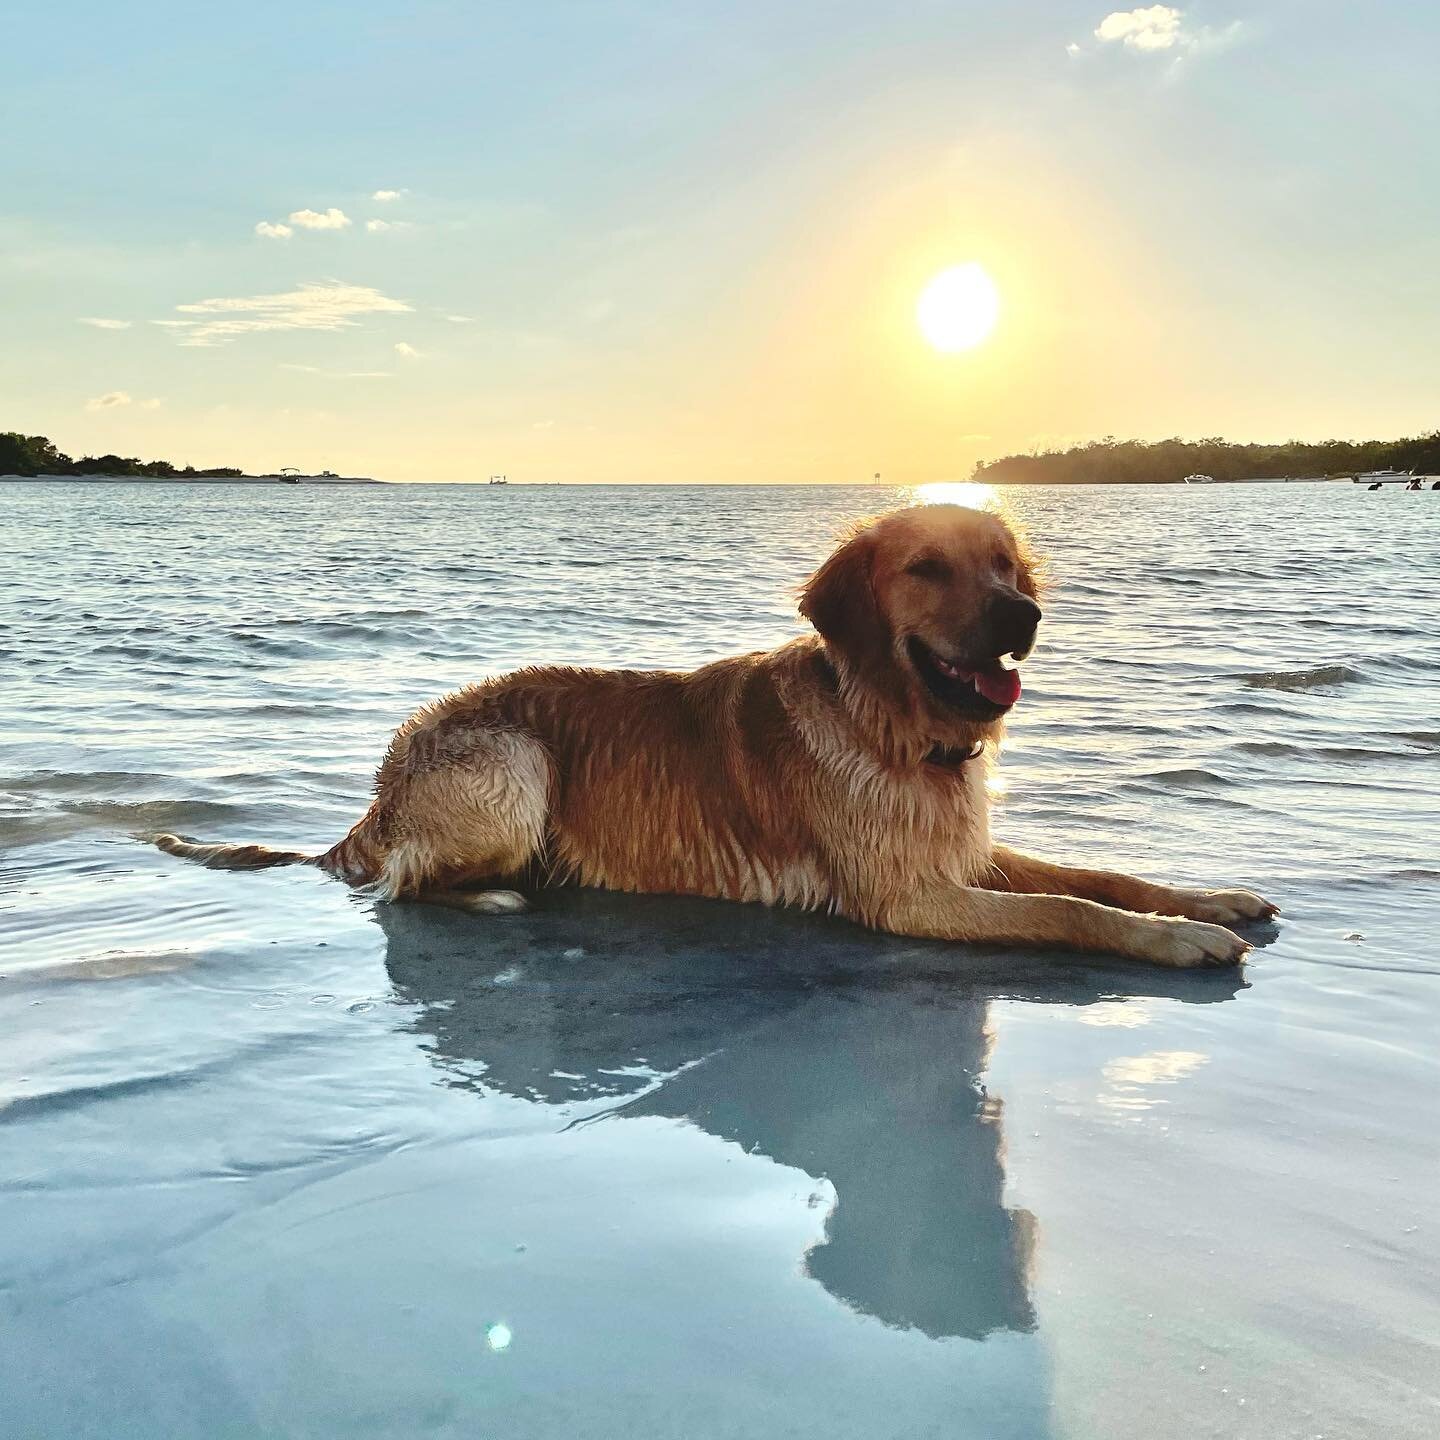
xmin=906 ymin=637 xmax=1022 ymax=712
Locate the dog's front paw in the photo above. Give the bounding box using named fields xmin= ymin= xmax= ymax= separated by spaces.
xmin=1186 ymin=888 xmax=1279 ymax=926
xmin=1133 ymin=916 xmax=1250 ymax=969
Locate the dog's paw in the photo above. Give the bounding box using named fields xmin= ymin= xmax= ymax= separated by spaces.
xmin=466 ymin=889 xmax=530 ymax=915
xmin=1134 ymin=916 xmax=1250 ymax=968
xmin=1186 ymin=888 xmax=1279 ymax=925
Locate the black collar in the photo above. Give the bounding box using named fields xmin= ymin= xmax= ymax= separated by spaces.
xmin=925 ymin=740 xmax=985 ymax=768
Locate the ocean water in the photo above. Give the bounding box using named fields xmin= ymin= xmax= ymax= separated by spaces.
xmin=2 ymin=479 xmax=1438 ymax=1439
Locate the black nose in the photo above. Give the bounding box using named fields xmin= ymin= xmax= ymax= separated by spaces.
xmin=989 ymin=591 xmax=1042 ymax=656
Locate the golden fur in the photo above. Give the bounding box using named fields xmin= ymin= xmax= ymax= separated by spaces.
xmin=155 ymin=503 xmax=1276 ymax=966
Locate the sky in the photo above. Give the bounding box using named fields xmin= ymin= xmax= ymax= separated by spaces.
xmin=3 ymin=1 xmax=1437 ymax=483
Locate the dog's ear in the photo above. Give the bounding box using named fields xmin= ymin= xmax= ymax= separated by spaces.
xmin=799 ymin=531 xmax=888 ymax=664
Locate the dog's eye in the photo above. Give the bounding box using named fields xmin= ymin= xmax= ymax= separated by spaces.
xmin=993 ymin=551 xmax=1015 ymax=575
xmin=904 ymin=557 xmax=951 ymax=582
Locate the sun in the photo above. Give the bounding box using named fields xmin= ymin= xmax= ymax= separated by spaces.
xmin=916 ymin=263 xmax=1000 ymax=352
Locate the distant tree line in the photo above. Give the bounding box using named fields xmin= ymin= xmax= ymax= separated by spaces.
xmin=973 ymin=431 xmax=1440 ymax=485
xmin=0 ymin=431 xmax=242 ymax=478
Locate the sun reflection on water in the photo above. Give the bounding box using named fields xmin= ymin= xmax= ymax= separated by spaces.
xmin=912 ymin=480 xmax=999 ymax=512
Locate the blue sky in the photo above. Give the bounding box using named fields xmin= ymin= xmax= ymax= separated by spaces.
xmin=3 ymin=1 xmax=1437 ymax=481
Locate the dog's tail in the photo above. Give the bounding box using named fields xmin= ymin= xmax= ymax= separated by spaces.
xmin=153 ymin=833 xmax=315 ymax=871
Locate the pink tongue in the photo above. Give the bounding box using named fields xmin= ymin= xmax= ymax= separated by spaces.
xmin=973 ymin=665 xmax=1022 ymax=707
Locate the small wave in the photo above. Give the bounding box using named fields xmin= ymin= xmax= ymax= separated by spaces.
xmin=1130 ymin=767 xmax=1236 ymax=789
xmin=1236 ymin=664 xmax=1362 ymax=691
xmin=1214 ymin=700 xmax=1304 ymax=718
xmin=1298 ymin=618 xmax=1418 ymax=638
xmin=1392 ymin=731 xmax=1440 ymax=749
xmin=3 ymin=768 xmax=175 ymax=796
xmin=227 ymin=631 xmax=337 ymax=659
xmin=68 ymin=797 xmax=254 ymax=828
xmin=238 ymin=700 xmax=361 ymax=720
xmin=1231 ymin=741 xmax=1437 ymax=764
xmin=9 ymin=948 xmax=198 ymax=982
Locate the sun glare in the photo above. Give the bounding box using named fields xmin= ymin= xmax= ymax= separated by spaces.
xmin=913 ymin=480 xmax=998 ymax=511
xmin=916 ymin=263 xmax=1000 ymax=352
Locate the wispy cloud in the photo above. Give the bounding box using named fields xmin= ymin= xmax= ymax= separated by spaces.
xmin=1078 ymin=5 xmax=1243 ymax=61
xmin=160 ymin=280 xmax=413 ymax=347
xmin=393 ymin=341 xmax=420 ymax=359
xmin=255 ymin=220 xmax=294 ymax=240
xmin=440 ymin=313 xmax=473 ymax=323
xmin=365 ymin=218 xmax=415 ymax=233
xmin=78 ymin=317 xmax=132 ymax=330
xmin=140 ymin=397 xmax=163 ymax=410
xmin=371 ymin=189 xmax=405 ymax=202
xmin=281 ymin=363 xmax=392 ymax=379
xmin=288 ymin=207 xmax=352 ymax=231
xmin=86 ymin=390 xmax=132 ymax=410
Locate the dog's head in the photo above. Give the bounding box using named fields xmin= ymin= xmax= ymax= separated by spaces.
xmin=800 ymin=503 xmax=1042 ymax=744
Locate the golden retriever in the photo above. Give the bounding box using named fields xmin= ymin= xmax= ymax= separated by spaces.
xmin=155 ymin=502 xmax=1275 ymax=966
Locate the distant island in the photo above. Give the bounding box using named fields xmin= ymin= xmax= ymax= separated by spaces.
xmin=973 ymin=431 xmax=1440 ymax=485
xmin=0 ymin=431 xmax=380 ymax=484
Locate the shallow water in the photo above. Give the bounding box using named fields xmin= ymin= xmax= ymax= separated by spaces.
xmin=2 ymin=480 xmax=1438 ymax=1439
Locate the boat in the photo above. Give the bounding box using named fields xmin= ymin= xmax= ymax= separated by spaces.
xmin=1355 ymin=469 xmax=1414 ymax=484
xmin=274 ymin=467 xmax=337 ymax=483
xmin=259 ymin=468 xmax=378 ymax=484
xmin=488 ymin=474 xmax=509 ymax=486
xmin=1182 ymin=473 xmax=1217 ymax=484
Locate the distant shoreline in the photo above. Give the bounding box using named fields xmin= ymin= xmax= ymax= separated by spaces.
xmin=0 ymin=474 xmax=1394 ymax=488
xmin=0 ymin=473 xmax=385 ymax=485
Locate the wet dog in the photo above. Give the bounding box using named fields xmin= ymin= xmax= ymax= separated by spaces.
xmin=156 ymin=503 xmax=1275 ymax=966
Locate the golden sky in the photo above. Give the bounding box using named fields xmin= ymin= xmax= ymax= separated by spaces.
xmin=5 ymin=4 xmax=1436 ymax=481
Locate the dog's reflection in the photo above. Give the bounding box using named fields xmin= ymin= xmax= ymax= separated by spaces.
xmin=376 ymin=892 xmax=1242 ymax=1342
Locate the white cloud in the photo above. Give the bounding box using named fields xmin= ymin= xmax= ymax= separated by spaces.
xmin=140 ymin=398 xmax=163 ymax=410
xmin=160 ymin=280 xmax=413 ymax=347
xmin=393 ymin=341 xmax=420 ymax=359
xmin=1095 ymin=5 xmax=1184 ymax=49
xmin=78 ymin=317 xmax=132 ymax=330
xmin=371 ymin=189 xmax=404 ymax=202
xmin=254 ymin=220 xmax=294 ymax=240
xmin=1087 ymin=5 xmax=1240 ymax=57
xmin=365 ymin=218 xmax=415 ymax=232
xmin=1065 ymin=41 xmax=1083 ymax=56
xmin=441 ymin=313 xmax=473 ymax=323
xmin=288 ymin=207 xmax=352 ymax=231
xmin=86 ymin=390 xmax=132 ymax=410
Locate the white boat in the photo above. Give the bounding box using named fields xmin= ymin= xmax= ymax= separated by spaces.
xmin=1355 ymin=469 xmax=1413 ymax=484
xmin=1182 ymin=473 xmax=1217 ymax=484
